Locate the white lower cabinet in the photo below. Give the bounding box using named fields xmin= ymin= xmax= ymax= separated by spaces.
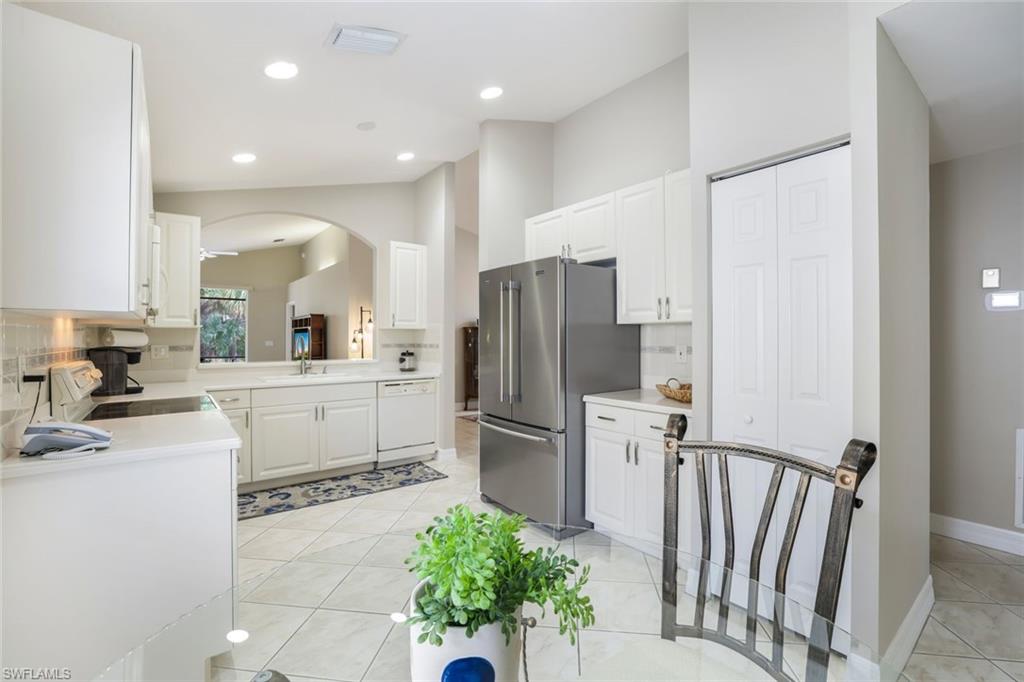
xmin=233 ymin=382 xmax=385 ymax=485
xmin=321 ymin=398 xmax=377 ymax=469
xmin=252 ymin=404 xmax=320 ymax=481
xmin=584 ymin=429 xmax=633 ymax=535
xmin=224 ymin=408 xmax=252 ymax=484
xmin=585 ymin=405 xmax=691 ymax=552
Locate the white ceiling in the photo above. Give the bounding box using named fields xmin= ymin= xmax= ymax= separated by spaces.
xmin=30 ymin=2 xmax=688 ymax=192
xmin=201 ymin=213 xmax=333 ymax=252
xmin=880 ymin=1 xmax=1024 ymax=164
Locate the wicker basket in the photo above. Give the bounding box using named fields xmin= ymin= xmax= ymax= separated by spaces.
xmin=656 ymin=378 xmax=692 ymax=404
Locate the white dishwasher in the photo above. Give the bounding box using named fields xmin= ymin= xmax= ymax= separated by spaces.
xmin=377 ymin=379 xmax=438 ymax=463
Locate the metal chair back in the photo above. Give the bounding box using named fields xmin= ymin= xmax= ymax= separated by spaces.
xmin=660 ymin=414 xmax=876 ymax=682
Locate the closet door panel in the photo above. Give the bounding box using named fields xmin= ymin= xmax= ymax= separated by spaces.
xmin=710 ymin=166 xmax=779 ymax=581
xmin=777 ymin=145 xmax=853 ymax=625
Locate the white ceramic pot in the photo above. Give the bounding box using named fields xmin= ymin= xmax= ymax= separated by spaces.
xmin=408 ymin=579 xmax=521 ymax=682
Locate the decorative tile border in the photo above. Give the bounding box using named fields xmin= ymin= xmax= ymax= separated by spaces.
xmin=1 ymin=348 xmax=87 ymax=374
xmin=380 ymin=342 xmax=440 ymax=349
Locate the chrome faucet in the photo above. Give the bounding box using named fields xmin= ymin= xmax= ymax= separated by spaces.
xmin=296 ymin=337 xmax=312 ymax=375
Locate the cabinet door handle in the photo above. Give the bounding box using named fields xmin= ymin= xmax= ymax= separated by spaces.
xmin=650 ymin=424 xmax=664 ymax=431
xmin=392 ymin=313 xmax=396 ymax=327
xmin=321 ymin=405 xmax=326 ymax=420
xmin=245 ymin=411 xmax=249 ymax=429
xmin=561 ymin=244 xmax=566 ymax=258
xmin=314 ymin=406 xmax=318 ymax=422
xmin=666 ymin=297 xmax=671 ymax=319
xmin=625 ymin=440 xmax=631 ymax=464
xmin=220 ymin=397 xmax=240 ymax=403
xmin=657 ymin=298 xmax=663 ymax=320
xmin=633 ymin=440 xmax=639 ymax=466
xmin=597 ymin=415 xmax=616 ymax=422
xmin=567 ymin=243 xmax=573 ymax=259
xmin=193 ymin=309 xmax=198 ymax=326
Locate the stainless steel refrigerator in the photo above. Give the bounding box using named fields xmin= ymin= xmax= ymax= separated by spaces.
xmin=478 ymin=256 xmax=639 ymax=537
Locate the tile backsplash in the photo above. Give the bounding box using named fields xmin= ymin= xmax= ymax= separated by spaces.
xmin=640 ymin=323 xmax=692 ymax=390
xmin=1 ymin=312 xmax=89 ymax=451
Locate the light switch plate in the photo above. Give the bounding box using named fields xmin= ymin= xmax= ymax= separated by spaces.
xmin=982 ymin=268 xmax=1000 ymax=289
xmin=151 ymin=345 xmax=169 ymax=360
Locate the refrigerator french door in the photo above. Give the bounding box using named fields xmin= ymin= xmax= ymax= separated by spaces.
xmin=479 ymin=256 xmax=639 ymax=535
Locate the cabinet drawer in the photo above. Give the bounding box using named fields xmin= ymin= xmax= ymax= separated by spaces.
xmin=252 ymin=382 xmax=375 ymax=408
xmin=209 ymin=389 xmax=250 ymax=409
xmin=585 ymin=404 xmax=634 ymax=435
xmin=633 ymin=411 xmax=675 ymax=438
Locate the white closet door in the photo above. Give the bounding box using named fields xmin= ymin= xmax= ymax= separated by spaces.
xmin=710 ymin=165 xmax=780 ymax=583
xmin=776 ymin=146 xmax=853 ymax=618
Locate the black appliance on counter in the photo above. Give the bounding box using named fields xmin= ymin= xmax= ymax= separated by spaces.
xmin=87 ymin=348 xmax=144 ymax=396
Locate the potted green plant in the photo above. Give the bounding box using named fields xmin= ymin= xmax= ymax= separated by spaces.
xmin=405 ymin=504 xmax=594 ymax=681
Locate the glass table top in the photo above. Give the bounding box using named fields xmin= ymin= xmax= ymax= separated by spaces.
xmin=95 ymin=517 xmax=899 ymax=682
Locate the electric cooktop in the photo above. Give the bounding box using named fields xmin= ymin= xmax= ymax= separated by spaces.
xmin=86 ymin=395 xmax=218 ymax=421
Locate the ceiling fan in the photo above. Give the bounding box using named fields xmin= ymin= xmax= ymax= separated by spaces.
xmin=199 ymin=247 xmax=239 ymax=261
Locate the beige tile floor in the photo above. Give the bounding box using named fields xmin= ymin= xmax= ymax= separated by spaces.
xmin=218 ymin=417 xmax=1024 ymax=681
xmin=903 ymin=535 xmax=1024 ymax=681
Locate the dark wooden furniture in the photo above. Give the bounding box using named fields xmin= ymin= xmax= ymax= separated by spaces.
xmin=660 ymin=414 xmax=876 ymax=682
xmin=291 ymin=314 xmax=327 ymax=361
xmin=461 ymin=326 xmax=479 ymax=410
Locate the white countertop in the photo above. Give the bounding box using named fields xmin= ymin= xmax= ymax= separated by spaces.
xmin=583 ymin=389 xmax=693 ymax=416
xmin=1 ymin=410 xmax=241 ymax=480
xmin=93 ymin=368 xmax=441 ymax=403
xmin=6 ymin=368 xmax=440 ymax=478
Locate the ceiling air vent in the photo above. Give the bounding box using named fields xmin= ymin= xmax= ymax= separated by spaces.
xmin=326 ymin=24 xmax=405 ymax=55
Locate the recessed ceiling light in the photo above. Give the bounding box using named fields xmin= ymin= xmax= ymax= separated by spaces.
xmin=356 ymin=121 xmax=376 ymax=132
xmin=396 ymin=151 xmax=415 ymax=162
xmin=264 ymin=61 xmax=298 ymax=79
xmin=232 ymin=152 xmax=256 ymax=164
xmin=480 ymin=86 xmax=503 ymax=100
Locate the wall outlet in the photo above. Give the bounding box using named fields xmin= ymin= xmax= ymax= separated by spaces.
xmin=151 ymin=345 xmax=169 ymax=360
xmin=676 ymin=345 xmax=692 ymax=364
xmin=265 ymin=340 xmax=274 ymax=347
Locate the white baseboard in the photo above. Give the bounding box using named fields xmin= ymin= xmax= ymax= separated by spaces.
xmin=931 ymin=513 xmax=1024 ymax=556
xmin=883 ymin=575 xmax=934 ymax=679
xmin=435 ymin=447 xmax=458 ymax=463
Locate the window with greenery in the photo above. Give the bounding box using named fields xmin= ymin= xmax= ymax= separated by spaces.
xmin=199 ymin=288 xmax=248 ymax=363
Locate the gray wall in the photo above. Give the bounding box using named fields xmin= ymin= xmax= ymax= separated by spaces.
xmin=876 ymin=24 xmax=932 ymax=650
xmin=477 ymin=120 xmax=553 ymax=271
xmin=931 ymin=142 xmax=1024 ymax=532
xmin=553 ymin=55 xmax=689 ymax=207
xmin=414 ymin=163 xmax=457 ymax=449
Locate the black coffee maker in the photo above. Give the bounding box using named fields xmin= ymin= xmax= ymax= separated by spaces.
xmin=87 ymin=348 xmax=144 ymax=396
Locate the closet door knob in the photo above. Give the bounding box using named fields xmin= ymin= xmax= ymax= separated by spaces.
xmin=743 ymin=415 xmax=753 ymax=425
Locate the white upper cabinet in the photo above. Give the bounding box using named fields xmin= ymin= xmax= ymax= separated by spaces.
xmin=149 ymin=213 xmax=200 ymax=327
xmin=524 ymin=209 xmax=568 ymax=261
xmin=1 ymin=4 xmax=152 ymax=316
xmin=389 ymin=241 xmax=428 ymax=329
xmin=615 ymin=178 xmax=666 ymax=324
xmin=616 ymin=171 xmax=693 ymax=324
xmin=664 ymin=170 xmax=693 ymax=322
xmin=567 ymin=193 xmax=615 ymax=262
xmin=524 ymin=195 xmax=615 ymax=263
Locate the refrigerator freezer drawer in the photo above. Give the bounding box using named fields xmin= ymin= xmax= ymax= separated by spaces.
xmin=479 ymin=417 xmax=563 ymax=527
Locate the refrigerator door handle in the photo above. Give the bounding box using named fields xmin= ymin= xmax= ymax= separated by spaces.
xmin=508 ymin=280 xmax=521 ymax=402
xmin=499 ymin=281 xmax=506 ymax=402
xmin=480 ymin=420 xmax=551 ymax=444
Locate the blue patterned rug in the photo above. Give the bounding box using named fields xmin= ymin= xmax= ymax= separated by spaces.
xmin=237 ymin=462 xmax=447 ymax=520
